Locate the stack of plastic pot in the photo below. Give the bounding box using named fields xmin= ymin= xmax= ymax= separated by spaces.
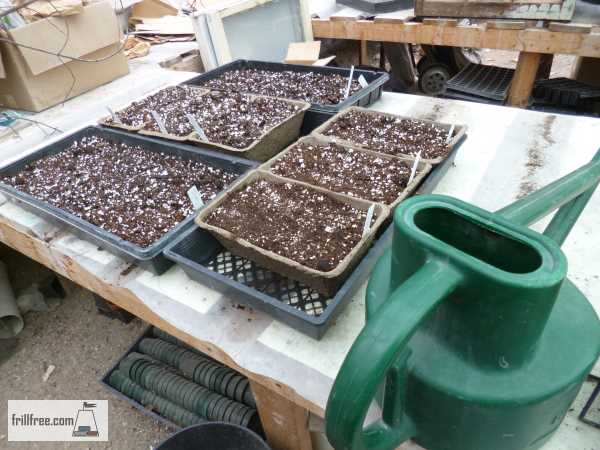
xmin=107 ymin=327 xmax=262 ymax=433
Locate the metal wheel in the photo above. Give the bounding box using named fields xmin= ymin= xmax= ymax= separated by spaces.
xmin=418 ymin=63 xmax=450 ymax=96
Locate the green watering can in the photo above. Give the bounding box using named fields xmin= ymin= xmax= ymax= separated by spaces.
xmin=326 ymin=150 xmax=600 ymax=450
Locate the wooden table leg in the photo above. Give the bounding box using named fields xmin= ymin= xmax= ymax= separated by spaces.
xmin=250 ymin=380 xmax=313 ymax=450
xmin=360 ymin=40 xmax=368 ymax=65
xmin=507 ymin=51 xmax=543 ymax=107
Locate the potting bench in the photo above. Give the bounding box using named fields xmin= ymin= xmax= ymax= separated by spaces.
xmin=0 ymin=82 xmax=599 ymax=449
xmin=311 ymin=12 xmax=600 ymax=107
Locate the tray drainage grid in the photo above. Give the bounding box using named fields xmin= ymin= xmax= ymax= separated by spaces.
xmin=446 ymin=63 xmax=515 ymax=102
xmin=205 ymin=251 xmax=331 ymax=316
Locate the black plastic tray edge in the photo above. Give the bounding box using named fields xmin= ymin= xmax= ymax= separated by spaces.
xmin=183 ymin=60 xmax=390 ymax=114
xmin=162 ymin=132 xmax=468 ymax=339
xmin=335 ymin=0 xmax=412 ymax=14
xmin=165 ymin=223 xmax=393 ymax=340
xmin=0 ymin=126 xmax=257 ymax=275
xmin=100 ymin=325 xmax=181 ymax=431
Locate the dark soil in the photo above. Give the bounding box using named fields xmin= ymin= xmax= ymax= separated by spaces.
xmin=322 ymin=110 xmax=452 ymax=160
xmin=205 ymin=179 xmax=373 ymax=272
xmin=199 ymin=69 xmax=362 ymax=105
xmin=143 ymin=91 xmax=301 ymax=149
xmin=1 ymin=136 xmax=237 ymax=248
xmin=270 ymin=140 xmax=415 ymax=204
xmin=105 ymin=85 xmax=205 ymax=128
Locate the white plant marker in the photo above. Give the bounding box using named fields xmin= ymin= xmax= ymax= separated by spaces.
xmin=187 ymin=186 xmax=205 ymax=210
xmin=446 ymin=124 xmax=455 ymax=144
xmin=107 ymin=106 xmax=119 ymax=123
xmin=150 ymin=110 xmax=168 ymax=135
xmin=358 ymin=74 xmax=369 ymax=88
xmin=186 ymin=114 xmax=208 ymax=141
xmin=408 ymin=151 xmax=422 ymax=185
xmin=344 ymin=65 xmax=355 ymax=99
xmin=362 ymin=204 xmax=376 ymax=238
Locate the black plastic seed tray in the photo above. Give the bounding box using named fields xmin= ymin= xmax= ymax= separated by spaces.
xmin=164 ymin=224 xmax=393 ymax=340
xmin=446 ymin=63 xmax=515 ymax=102
xmin=183 ymin=60 xmax=390 ymax=115
xmin=300 ymin=110 xmax=336 ymax=136
xmin=533 ymin=77 xmax=600 ymax=110
xmin=0 ymin=126 xmax=257 ymax=275
xmin=336 ymin=0 xmax=412 ymax=14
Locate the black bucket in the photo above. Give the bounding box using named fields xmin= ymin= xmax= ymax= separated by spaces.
xmin=156 ymin=423 xmax=270 ymax=450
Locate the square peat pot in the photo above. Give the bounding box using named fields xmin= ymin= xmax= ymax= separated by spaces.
xmin=164 ymin=224 xmax=393 ymax=340
xmin=0 ymin=126 xmax=257 ymax=275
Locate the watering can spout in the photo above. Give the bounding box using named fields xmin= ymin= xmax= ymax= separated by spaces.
xmin=498 ymin=148 xmax=600 ymax=245
xmin=326 ymin=149 xmax=600 ymax=450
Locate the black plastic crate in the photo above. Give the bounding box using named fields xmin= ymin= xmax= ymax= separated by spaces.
xmin=0 ymin=126 xmax=257 ymax=275
xmin=533 ymin=77 xmax=600 ymax=110
xmin=183 ymin=60 xmax=389 ymax=115
xmin=164 ymin=225 xmax=393 ymax=339
xmin=446 ymin=63 xmax=515 ymax=102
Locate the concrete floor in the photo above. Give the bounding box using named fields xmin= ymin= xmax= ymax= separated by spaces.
xmin=0 ymin=245 xmax=173 ymax=449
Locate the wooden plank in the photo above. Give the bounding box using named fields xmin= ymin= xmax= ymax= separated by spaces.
xmin=548 ymin=22 xmax=593 ymax=34
xmin=415 ymin=0 xmax=573 ymax=20
xmin=311 ymin=18 xmax=600 ymax=58
xmin=423 ymin=17 xmax=459 ymax=27
xmin=485 ymin=19 xmax=527 ymax=30
xmin=251 ymin=380 xmax=313 ymax=450
xmin=507 ymin=51 xmax=542 ymax=107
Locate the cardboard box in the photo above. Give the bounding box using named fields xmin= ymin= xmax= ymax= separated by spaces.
xmin=0 ymin=1 xmax=129 ymax=112
xmin=284 ymin=41 xmax=336 ymax=67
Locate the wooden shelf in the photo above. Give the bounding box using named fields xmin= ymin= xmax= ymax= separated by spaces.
xmin=312 ymin=18 xmax=600 ymax=57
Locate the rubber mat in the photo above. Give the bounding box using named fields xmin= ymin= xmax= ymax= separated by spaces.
xmin=446 ymin=63 xmax=515 ymax=102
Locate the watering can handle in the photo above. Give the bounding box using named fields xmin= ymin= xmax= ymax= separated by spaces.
xmin=325 ymin=261 xmax=462 ymax=450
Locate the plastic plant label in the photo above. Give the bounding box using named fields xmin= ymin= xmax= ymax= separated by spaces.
xmin=362 ymin=204 xmax=376 ymax=238
xmin=106 ymin=107 xmax=121 ymax=124
xmin=187 ymin=186 xmax=205 ymax=210
xmin=344 ymin=65 xmax=355 ymax=99
xmin=150 ymin=110 xmax=168 ymax=135
xmin=408 ymin=151 xmax=422 ymax=185
xmin=446 ymin=124 xmax=455 ymax=144
xmin=358 ymin=75 xmax=369 ymax=88
xmin=186 ymin=114 xmax=208 ymax=141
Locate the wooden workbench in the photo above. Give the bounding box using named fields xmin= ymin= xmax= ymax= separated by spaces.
xmin=311 ymin=12 xmax=600 ymax=107
xmin=1 ymin=77 xmax=599 ymax=449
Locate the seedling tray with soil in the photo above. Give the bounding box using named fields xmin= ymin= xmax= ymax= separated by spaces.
xmin=313 ymin=106 xmax=467 ymax=164
xmin=100 ymin=85 xmax=207 ymax=131
xmin=184 ymin=60 xmax=390 ymax=113
xmin=0 ymin=127 xmax=256 ymax=274
xmin=140 ymin=90 xmax=309 ymax=161
xmin=261 ymin=136 xmax=433 ymax=209
xmin=196 ymin=171 xmax=388 ymax=296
